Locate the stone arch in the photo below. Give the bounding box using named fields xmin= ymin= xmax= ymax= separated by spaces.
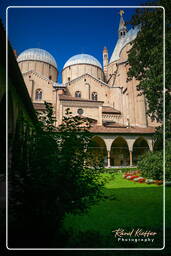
xmin=110 ymin=136 xmax=129 ymax=166
xmin=133 ymin=137 xmax=150 ymax=165
xmin=88 ymin=135 xmax=108 ymax=166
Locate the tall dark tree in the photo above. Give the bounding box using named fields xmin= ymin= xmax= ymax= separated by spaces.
xmin=128 ymin=1 xmax=171 ymax=189
xmin=8 ymin=105 xmax=103 ymax=248
xmin=127 ymin=0 xmax=171 ymax=139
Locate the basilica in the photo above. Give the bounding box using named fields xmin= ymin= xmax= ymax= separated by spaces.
xmin=16 ymin=12 xmax=158 ymax=167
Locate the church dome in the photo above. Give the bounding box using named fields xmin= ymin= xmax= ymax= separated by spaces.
xmin=63 ymin=54 xmax=102 ymax=69
xmin=17 ymin=48 xmax=58 ymax=69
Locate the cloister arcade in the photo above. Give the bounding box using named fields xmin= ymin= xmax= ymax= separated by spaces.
xmin=88 ymin=135 xmax=153 ymax=167
xmin=87 ymin=136 xmax=108 ymax=166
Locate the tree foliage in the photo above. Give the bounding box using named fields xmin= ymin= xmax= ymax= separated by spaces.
xmin=8 ymin=105 xmax=103 ymax=247
xmin=127 ymin=0 xmax=171 ymax=128
xmin=127 ymin=2 xmax=171 ymax=181
xmin=138 ymin=140 xmax=171 ymax=180
xmin=55 ymin=108 xmax=103 ymax=214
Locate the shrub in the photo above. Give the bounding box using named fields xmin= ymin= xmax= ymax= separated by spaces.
xmin=137 ymin=140 xmax=171 ymax=181
xmin=137 ymin=151 xmax=163 ymax=180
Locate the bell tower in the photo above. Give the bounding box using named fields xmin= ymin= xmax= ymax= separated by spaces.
xmin=103 ymin=46 xmax=108 ymax=79
xmin=118 ymin=10 xmax=127 ymax=39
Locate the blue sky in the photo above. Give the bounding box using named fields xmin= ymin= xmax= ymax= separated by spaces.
xmin=1 ymin=0 xmax=157 ymax=82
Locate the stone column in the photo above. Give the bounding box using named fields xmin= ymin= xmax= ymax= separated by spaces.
xmin=129 ymin=151 xmax=133 ymax=167
xmin=147 ymin=139 xmax=153 ymax=152
xmin=107 ymin=151 xmax=111 ymax=168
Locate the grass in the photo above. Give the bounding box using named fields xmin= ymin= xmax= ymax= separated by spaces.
xmin=61 ymin=172 xmax=171 ymax=249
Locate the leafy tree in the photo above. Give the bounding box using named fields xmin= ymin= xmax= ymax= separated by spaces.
xmin=127 ymin=0 xmax=171 ymax=135
xmin=127 ymin=1 xmax=171 ymax=179
xmin=8 ymin=105 xmax=103 ymax=248
xmin=55 ymin=108 xmax=103 ymax=214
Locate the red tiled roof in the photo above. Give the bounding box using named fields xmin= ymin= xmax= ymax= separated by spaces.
xmin=102 ymin=106 xmax=121 ymax=114
xmin=59 ymin=95 xmax=103 ymax=103
xmin=33 ymin=102 xmax=52 ymax=110
xmin=89 ymin=125 xmax=155 ymax=134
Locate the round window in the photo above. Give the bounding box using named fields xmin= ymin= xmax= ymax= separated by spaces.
xmin=77 ymin=108 xmax=84 ymax=115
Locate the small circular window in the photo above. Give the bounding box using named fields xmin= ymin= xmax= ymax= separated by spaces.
xmin=77 ymin=108 xmax=84 ymax=115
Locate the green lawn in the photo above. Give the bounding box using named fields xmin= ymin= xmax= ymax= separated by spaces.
xmin=61 ymin=172 xmax=171 ymax=248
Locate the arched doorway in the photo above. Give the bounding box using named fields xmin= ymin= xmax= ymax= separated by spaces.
xmin=110 ymin=137 xmax=129 ymax=166
xmin=87 ymin=136 xmax=107 ymax=167
xmin=133 ymin=137 xmax=149 ymax=165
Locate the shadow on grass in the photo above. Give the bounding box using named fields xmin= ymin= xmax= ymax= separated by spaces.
xmin=60 ymin=186 xmax=164 ymax=249
xmin=59 ymin=227 xmax=165 ymax=249
xmin=6 ymin=186 xmax=166 ymax=249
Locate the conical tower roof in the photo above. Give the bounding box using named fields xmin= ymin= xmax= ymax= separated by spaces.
xmin=119 ymin=14 xmax=127 ymax=31
xmin=118 ymin=10 xmax=127 ymax=39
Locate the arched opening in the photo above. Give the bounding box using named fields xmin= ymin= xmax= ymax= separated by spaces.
xmin=92 ymin=92 xmax=98 ymax=101
xmin=87 ymin=136 xmax=107 ymax=167
xmin=110 ymin=137 xmax=129 ymax=166
xmin=133 ymin=137 xmax=149 ymax=165
xmin=35 ymin=89 xmax=42 ymax=100
xmin=75 ymin=91 xmax=81 ymax=98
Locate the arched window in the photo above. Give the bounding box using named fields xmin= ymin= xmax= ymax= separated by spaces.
xmin=75 ymin=91 xmax=81 ymax=98
xmin=92 ymin=92 xmax=98 ymax=101
xmin=35 ymin=89 xmax=42 ymax=100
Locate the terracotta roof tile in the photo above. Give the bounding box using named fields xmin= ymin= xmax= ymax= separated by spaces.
xmin=33 ymin=102 xmax=52 ymax=110
xmin=89 ymin=125 xmax=155 ymax=134
xmin=102 ymin=106 xmax=121 ymax=114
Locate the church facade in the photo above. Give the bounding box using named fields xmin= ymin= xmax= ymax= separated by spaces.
xmin=16 ymin=12 xmax=158 ymax=167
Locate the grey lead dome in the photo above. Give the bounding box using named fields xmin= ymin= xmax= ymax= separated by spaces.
xmin=63 ymin=54 xmax=102 ymax=69
xmin=17 ymin=48 xmax=58 ymax=69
